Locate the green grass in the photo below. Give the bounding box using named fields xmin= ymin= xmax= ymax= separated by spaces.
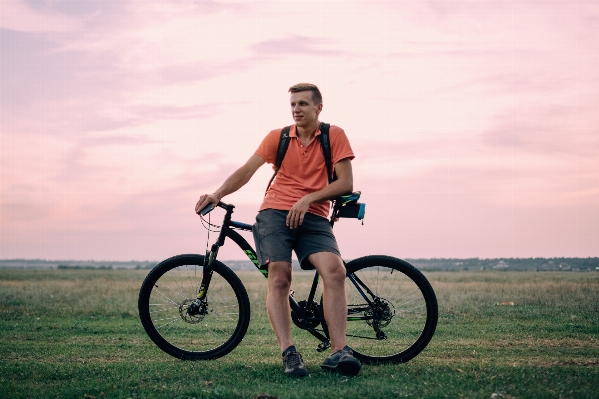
xmin=1 ymin=268 xmax=598 ymax=398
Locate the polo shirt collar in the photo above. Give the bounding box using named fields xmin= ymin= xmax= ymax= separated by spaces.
xmin=290 ymin=124 xmax=322 ymax=138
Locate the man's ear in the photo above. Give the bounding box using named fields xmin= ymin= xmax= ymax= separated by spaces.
xmin=316 ymin=103 xmax=323 ymax=114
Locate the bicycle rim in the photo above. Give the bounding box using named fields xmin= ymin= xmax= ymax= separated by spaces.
xmin=343 ymin=255 xmax=438 ymax=364
xmin=138 ymin=254 xmax=250 ymax=360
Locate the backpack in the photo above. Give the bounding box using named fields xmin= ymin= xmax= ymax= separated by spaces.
xmin=264 ymin=122 xmax=336 ymax=194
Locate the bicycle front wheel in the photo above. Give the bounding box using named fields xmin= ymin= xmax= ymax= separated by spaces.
xmin=138 ymin=254 xmax=250 ymax=360
xmin=343 ymin=255 xmax=438 ymax=364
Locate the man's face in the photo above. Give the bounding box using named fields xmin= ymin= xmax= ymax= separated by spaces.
xmin=290 ymin=91 xmax=322 ymax=129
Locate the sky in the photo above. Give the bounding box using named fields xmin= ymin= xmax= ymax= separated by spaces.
xmin=1 ymin=0 xmax=598 ymax=261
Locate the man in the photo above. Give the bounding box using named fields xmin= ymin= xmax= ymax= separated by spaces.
xmin=195 ymin=83 xmax=361 ymax=377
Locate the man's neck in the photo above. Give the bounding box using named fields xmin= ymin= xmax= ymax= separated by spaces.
xmin=296 ymin=121 xmax=320 ymax=140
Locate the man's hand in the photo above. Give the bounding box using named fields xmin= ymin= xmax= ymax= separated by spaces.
xmin=195 ymin=193 xmax=220 ymax=215
xmin=286 ymin=194 xmax=314 ymax=229
xmin=285 ymin=158 xmax=353 ymax=228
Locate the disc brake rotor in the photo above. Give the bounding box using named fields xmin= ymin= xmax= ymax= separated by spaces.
xmin=179 ymin=298 xmax=207 ymax=324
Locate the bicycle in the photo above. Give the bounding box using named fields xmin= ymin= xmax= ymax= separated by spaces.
xmin=138 ymin=192 xmax=438 ymax=364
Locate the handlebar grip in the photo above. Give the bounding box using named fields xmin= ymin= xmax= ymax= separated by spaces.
xmin=198 ymin=203 xmax=215 ymax=216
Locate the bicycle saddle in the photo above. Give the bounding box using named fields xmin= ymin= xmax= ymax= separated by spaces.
xmin=335 ymin=191 xmax=361 ymax=205
xmin=333 ymin=191 xmax=365 ymax=220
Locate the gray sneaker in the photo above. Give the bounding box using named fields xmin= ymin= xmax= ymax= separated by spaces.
xmin=282 ymin=346 xmax=308 ymax=377
xmin=321 ymin=346 xmax=361 ymax=376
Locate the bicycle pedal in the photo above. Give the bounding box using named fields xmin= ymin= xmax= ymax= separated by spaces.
xmin=316 ymin=340 xmax=330 ymax=352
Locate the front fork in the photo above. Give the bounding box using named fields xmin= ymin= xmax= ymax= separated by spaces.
xmin=198 ymin=244 xmax=221 ymax=297
xmin=188 ymin=246 xmax=219 ymax=316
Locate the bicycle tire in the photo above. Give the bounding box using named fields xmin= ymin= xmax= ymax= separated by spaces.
xmin=326 ymin=255 xmax=438 ymax=364
xmin=138 ymin=254 xmax=250 ymax=360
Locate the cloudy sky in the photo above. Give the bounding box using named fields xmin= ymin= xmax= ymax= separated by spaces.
xmin=1 ymin=0 xmax=598 ymax=261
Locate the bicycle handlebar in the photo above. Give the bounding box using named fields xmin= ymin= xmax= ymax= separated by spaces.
xmin=197 ymin=201 xmax=234 ymax=216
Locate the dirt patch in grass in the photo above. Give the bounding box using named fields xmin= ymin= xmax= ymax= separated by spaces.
xmin=66 ymin=336 xmax=148 ymax=345
xmin=535 ymin=359 xmax=599 ymax=366
xmin=437 ymin=337 xmax=599 ymax=349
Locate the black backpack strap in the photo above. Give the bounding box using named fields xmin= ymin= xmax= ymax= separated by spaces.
xmin=318 ymin=122 xmax=336 ymax=184
xmin=264 ymin=126 xmax=292 ymax=195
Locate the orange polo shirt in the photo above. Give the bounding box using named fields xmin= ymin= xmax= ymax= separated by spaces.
xmin=255 ymin=124 xmax=355 ymax=218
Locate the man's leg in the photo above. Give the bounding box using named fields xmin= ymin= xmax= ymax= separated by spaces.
xmin=266 ymin=261 xmax=308 ymax=377
xmin=309 ymin=251 xmax=361 ymax=376
xmin=266 ymin=261 xmax=294 ymax=352
xmin=253 ymin=209 xmax=307 ymax=376
xmin=307 ymin=251 xmax=347 ymax=352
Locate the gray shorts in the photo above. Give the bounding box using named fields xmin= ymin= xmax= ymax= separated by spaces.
xmin=252 ymin=209 xmax=341 ymax=270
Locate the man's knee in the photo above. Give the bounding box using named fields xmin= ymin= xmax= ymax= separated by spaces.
xmin=326 ymin=265 xmax=346 ymax=286
xmin=309 ymin=252 xmax=346 ymax=284
xmin=267 ymin=261 xmax=293 ymax=292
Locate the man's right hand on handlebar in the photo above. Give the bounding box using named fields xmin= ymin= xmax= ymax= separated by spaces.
xmin=195 ymin=194 xmax=220 ymax=215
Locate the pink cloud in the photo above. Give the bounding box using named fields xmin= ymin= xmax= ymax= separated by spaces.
xmin=0 ymin=0 xmax=83 ymax=32
xmin=153 ymin=59 xmax=257 ymax=86
xmin=251 ymin=35 xmax=347 ymax=57
xmin=481 ymin=105 xmax=599 ymax=158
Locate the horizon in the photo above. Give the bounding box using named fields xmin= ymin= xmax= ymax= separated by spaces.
xmin=1 ymin=1 xmax=598 ymax=261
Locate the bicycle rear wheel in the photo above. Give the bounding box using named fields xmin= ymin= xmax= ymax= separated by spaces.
xmin=342 ymin=255 xmax=438 ymax=364
xmin=138 ymin=254 xmax=250 ymax=360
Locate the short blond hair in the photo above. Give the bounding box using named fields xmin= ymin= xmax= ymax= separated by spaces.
xmin=288 ymin=83 xmax=322 ymax=105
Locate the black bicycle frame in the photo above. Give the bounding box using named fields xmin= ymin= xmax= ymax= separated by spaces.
xmin=197 ymin=201 xmax=377 ymax=345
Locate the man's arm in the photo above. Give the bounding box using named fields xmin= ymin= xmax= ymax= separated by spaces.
xmin=286 ymin=158 xmax=353 ymax=228
xmin=195 ymin=154 xmax=265 ymax=214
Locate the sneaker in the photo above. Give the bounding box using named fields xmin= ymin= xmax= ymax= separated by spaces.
xmin=320 ymin=346 xmax=361 ymax=376
xmin=282 ymin=346 xmax=308 ymax=377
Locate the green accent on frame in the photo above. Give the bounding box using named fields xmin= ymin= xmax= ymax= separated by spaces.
xmin=244 ymin=249 xmax=260 ymax=266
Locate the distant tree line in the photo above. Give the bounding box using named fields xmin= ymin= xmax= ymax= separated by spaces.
xmin=57 ymin=265 xmax=113 ymax=270
xmin=1 ymin=258 xmax=597 ymax=272
xmin=406 ymin=257 xmax=599 ymax=271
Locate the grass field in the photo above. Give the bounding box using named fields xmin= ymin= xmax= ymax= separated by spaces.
xmin=1 ymin=267 xmax=598 ymax=398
